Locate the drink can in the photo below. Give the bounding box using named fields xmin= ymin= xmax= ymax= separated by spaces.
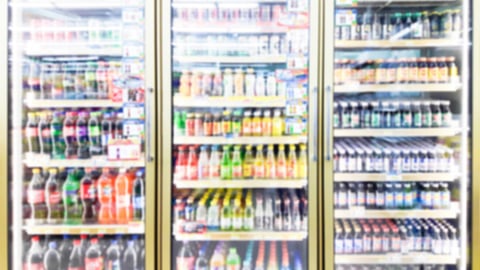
xmin=260 ymin=5 xmax=271 ymax=22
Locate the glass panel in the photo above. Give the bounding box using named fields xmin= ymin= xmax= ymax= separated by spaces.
xmin=169 ymin=0 xmax=312 ymax=269
xmin=330 ymin=0 xmax=470 ymax=269
xmin=8 ymin=0 xmax=148 ymax=269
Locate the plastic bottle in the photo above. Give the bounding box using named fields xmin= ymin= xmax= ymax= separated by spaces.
xmin=254 ymin=145 xmax=265 ymax=179
xmin=88 ymin=112 xmax=102 ymax=156
xmin=198 ymin=146 xmax=210 ymax=180
xmin=85 ymin=238 xmax=103 ymax=270
xmin=64 ymin=111 xmax=78 ymax=159
xmin=177 ymin=241 xmax=195 ymax=270
xmin=26 ymin=236 xmax=44 ymax=270
xmin=232 ymin=199 xmax=243 ymax=231
xmin=221 ymin=146 xmax=232 ymax=180
xmin=244 ymin=198 xmax=255 ymax=231
xmin=264 ymin=197 xmax=273 ymax=231
xmin=265 ymin=145 xmax=276 ymax=179
xmin=187 ymin=146 xmax=199 ymax=181
xmin=114 ymin=112 xmax=123 ymax=140
xmin=85 ymin=62 xmax=97 ymax=99
xmin=45 ymin=168 xmax=62 ymax=224
xmin=58 ymin=235 xmax=73 ymax=269
xmin=227 ymin=248 xmax=241 ymax=270
xmin=255 ymin=241 xmax=265 ymax=270
xmin=28 ymin=168 xmax=46 ymax=225
xmin=209 ymin=145 xmax=221 ymax=180
xmin=44 ymin=241 xmax=61 ymax=270
xmin=266 ymin=242 xmax=277 ymax=270
xmin=175 ymin=146 xmax=188 ymax=180
xmin=97 ymin=168 xmax=115 ymax=224
xmin=266 ymin=73 xmax=277 ymax=96
xmin=195 ymin=249 xmax=208 ymax=270
xmin=255 ymin=72 xmax=266 ymax=96
xmin=262 ymin=110 xmax=272 ymax=136
xmin=38 ymin=112 xmax=52 ymax=156
xmin=51 ymin=111 xmax=65 ymax=159
xmin=62 ymin=62 xmax=76 ymax=99
xmin=101 ymin=112 xmax=113 ymax=155
xmin=287 ymin=145 xmax=298 ymax=179
xmin=133 ymin=170 xmax=145 ymax=222
xmin=232 ymin=146 xmax=243 ymax=179
xmin=272 ymin=110 xmax=283 ymax=136
xmin=255 ymin=197 xmax=264 ymax=230
xmin=63 ymin=169 xmax=82 ymax=224
xmin=76 ymin=112 xmax=90 ymax=159
xmin=115 ymin=168 xmax=132 ymax=224
xmin=280 ymin=242 xmax=290 ymax=270
xmin=96 ymin=61 xmax=108 ymax=99
xmin=26 ymin=112 xmax=40 ymax=154
xmin=210 ymin=248 xmax=225 ymax=270
xmin=80 ymin=168 xmax=97 ymax=224
xmin=105 ymin=240 xmax=121 ymax=270
xmin=207 ymin=198 xmax=220 ymax=231
xmin=298 ymin=144 xmax=307 ymax=179
xmin=221 ymin=199 xmax=232 ymax=231
xmin=243 ymin=145 xmax=254 ymax=180
xmin=196 ymin=199 xmax=207 ymax=233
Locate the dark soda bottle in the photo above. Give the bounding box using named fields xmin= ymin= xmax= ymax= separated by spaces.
xmin=88 ymin=112 xmax=102 ymax=156
xmin=75 ymin=62 xmax=86 ymax=99
xmin=133 ymin=170 xmax=145 ymax=222
xmin=85 ymin=61 xmax=97 ymax=99
xmin=26 ymin=112 xmax=40 ymax=154
xmin=96 ymin=61 xmax=108 ymax=99
xmin=51 ymin=111 xmax=66 ymax=159
xmin=76 ymin=111 xmax=90 ymax=159
xmin=26 ymin=236 xmax=44 ymax=270
xmin=105 ymin=240 xmax=121 ymax=269
xmin=63 ymin=62 xmax=76 ymax=99
xmin=28 ymin=60 xmax=41 ymax=97
xmin=85 ymin=238 xmax=103 ymax=269
xmin=80 ymin=168 xmax=97 ymax=224
xmin=101 ymin=112 xmax=113 ymax=155
xmin=176 ymin=241 xmax=195 ymax=270
xmin=58 ymin=235 xmax=73 ymax=270
xmin=44 ymin=241 xmax=61 ymax=270
xmin=38 ymin=112 xmax=52 ymax=156
xmin=64 ymin=111 xmax=78 ymax=159
xmin=68 ymin=239 xmax=85 ymax=270
xmin=28 ymin=168 xmax=47 ymax=225
xmin=114 ymin=112 xmax=123 ymax=139
xmin=45 ymin=168 xmax=63 ymax=224
xmin=122 ymin=240 xmax=138 ymax=270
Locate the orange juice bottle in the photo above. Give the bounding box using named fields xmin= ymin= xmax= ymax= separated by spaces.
xmin=115 ymin=168 xmax=131 ymax=224
xmin=276 ymin=144 xmax=287 ymax=179
xmin=179 ymin=70 xmax=191 ymax=96
xmin=252 ymin=110 xmax=262 ymax=136
xmin=287 ymin=144 xmax=298 ymax=179
xmin=272 ymin=109 xmax=283 ymax=136
xmin=262 ymin=109 xmax=272 ymax=136
xmin=298 ymin=144 xmax=307 ymax=179
xmin=242 ymin=110 xmax=252 ymax=136
xmin=254 ymin=145 xmax=265 ymax=179
xmin=234 ymin=68 xmax=244 ymax=96
xmin=97 ymin=168 xmax=114 ymax=224
xmin=265 ymin=145 xmax=276 ymax=179
xmin=191 ymin=71 xmax=202 ymax=97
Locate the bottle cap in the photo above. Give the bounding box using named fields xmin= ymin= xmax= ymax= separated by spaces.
xmin=32 ymin=168 xmax=40 ymax=174
xmin=49 ymin=242 xmax=57 ymax=249
xmin=90 ymin=238 xmax=98 ymax=244
xmin=49 ymin=168 xmax=57 ymax=174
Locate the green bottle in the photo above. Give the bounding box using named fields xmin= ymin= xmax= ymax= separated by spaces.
xmin=63 ymin=169 xmax=83 ymax=225
xmin=220 ymin=199 xmax=232 ymax=231
xmin=226 ymin=248 xmax=241 ymax=269
xmin=221 ymin=146 xmax=232 ymax=180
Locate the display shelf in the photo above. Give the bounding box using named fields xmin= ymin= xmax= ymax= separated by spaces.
xmin=174 ymin=231 xmax=307 ymax=241
xmin=174 ymin=179 xmax=308 ymax=189
xmin=172 ymin=25 xmax=287 ymax=34
xmin=24 ymin=46 xmax=122 ymax=57
xmin=173 ymin=0 xmax=287 ymax=3
xmin=336 ymin=39 xmax=462 ymax=49
xmin=11 ymin=0 xmax=141 ymax=9
xmin=174 ymin=136 xmax=307 ymax=145
xmin=334 ymin=83 xmax=461 ymax=93
xmin=336 ymin=0 xmax=458 ymax=7
xmin=23 ymin=155 xmax=145 ymax=168
xmin=334 ymin=126 xmax=461 ymax=137
xmin=23 ymin=224 xmax=145 ymax=235
xmin=335 ymin=202 xmax=459 ymax=219
xmin=24 ymin=99 xmax=123 ymax=109
xmin=335 ymin=253 xmax=458 ymax=265
xmin=334 ymin=172 xmax=460 ymax=182
xmin=173 ymin=55 xmax=287 ymax=64
xmin=173 ymin=96 xmax=286 ymax=108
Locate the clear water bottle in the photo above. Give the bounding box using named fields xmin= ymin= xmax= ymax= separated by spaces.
xmin=43 ymin=241 xmax=61 ymax=270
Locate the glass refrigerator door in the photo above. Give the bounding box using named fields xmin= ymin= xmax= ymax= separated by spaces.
xmin=162 ymin=0 xmax=318 ymax=269
xmin=324 ymin=0 xmax=471 ymax=269
xmin=8 ymin=0 xmax=155 ymax=269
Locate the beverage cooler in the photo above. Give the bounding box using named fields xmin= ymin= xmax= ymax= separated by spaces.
xmin=4 ymin=0 xmax=156 ymax=269
xmin=160 ymin=0 xmax=320 ymax=269
xmin=323 ymin=0 xmax=471 ymax=269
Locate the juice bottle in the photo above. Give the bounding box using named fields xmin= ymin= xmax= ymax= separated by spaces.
xmin=243 ymin=198 xmax=254 ymax=231
xmin=232 ymin=110 xmax=243 ymax=137
xmin=179 ymin=70 xmax=191 ymax=96
xmin=232 ymin=199 xmax=243 ymax=231
xmin=276 ymin=144 xmax=287 ymax=179
xmin=223 ymin=69 xmax=234 ymax=97
xmin=287 ymin=145 xmax=298 ymax=179
xmin=227 ymin=248 xmax=241 ymax=269
xmin=242 ymin=110 xmax=252 ymax=136
xmin=175 ymin=146 xmax=188 ymax=180
xmin=222 ymin=110 xmax=232 ymax=137
xmin=272 ymin=109 xmax=283 ymax=136
xmin=234 ymin=68 xmax=244 ymax=96
xmin=298 ymin=144 xmax=307 ymax=179
xmin=262 ymin=110 xmax=272 ymax=136
xmin=198 ymin=146 xmax=210 ymax=180
xmin=191 ymin=71 xmax=202 ymax=97
xmin=221 ymin=146 xmax=232 ymax=180
xmin=97 ymin=168 xmax=114 ymax=224
xmin=252 ymin=110 xmax=262 ymax=136
xmin=220 ymin=198 xmax=232 ymax=230
xmin=209 ymin=145 xmax=221 ymax=180
xmin=186 ymin=146 xmax=198 ymax=181
xmin=254 ymin=145 xmax=265 ymax=179
xmin=232 ymin=146 xmax=243 ymax=179
xmin=265 ymin=145 xmax=276 ymax=179
xmin=243 ymin=145 xmax=254 ymax=180
xmin=115 ymin=168 xmax=131 ymax=224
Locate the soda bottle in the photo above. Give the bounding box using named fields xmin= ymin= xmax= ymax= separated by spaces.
xmin=85 ymin=62 xmax=97 ymax=99
xmin=28 ymin=60 xmax=41 ymax=97
xmin=26 ymin=112 xmax=40 ymax=154
xmin=243 ymin=145 xmax=254 ymax=180
xmin=198 ymin=146 xmax=209 ymax=180
xmin=44 ymin=241 xmax=61 ymax=270
xmin=287 ymin=145 xmax=298 ymax=179
xmin=273 ymin=196 xmax=282 ymax=231
xmin=85 ymin=238 xmax=103 ymax=270
xmin=265 ymin=145 xmax=276 ymax=179
xmin=115 ymin=168 xmax=132 ymax=224
xmin=175 ymin=146 xmax=188 ymax=181
xmin=40 ymin=62 xmax=52 ymax=99
xmin=97 ymin=168 xmax=115 ymax=224
xmin=264 ymin=197 xmax=273 ymax=231
xmin=96 ymin=61 xmax=109 ymax=99
xmin=244 ymin=198 xmax=254 ymax=231
xmin=221 ymin=146 xmax=232 ymax=180
xmin=38 ymin=112 xmax=52 ymax=156
xmin=255 ymin=196 xmax=264 ymax=230
xmin=232 ymin=199 xmax=243 ymax=231
xmin=292 ymin=198 xmax=301 ymax=231
xmin=88 ymin=112 xmax=102 ymax=156
xmin=298 ymin=144 xmax=307 ymax=179
xmin=68 ymin=239 xmax=84 ymax=270
xmin=101 ymin=112 xmax=113 ymax=155
xmin=45 ymin=168 xmax=63 ymax=224
xmin=196 ymin=199 xmax=207 ymax=233
xmin=26 ymin=236 xmax=44 ymax=270
xmin=80 ymin=168 xmax=97 ymax=224
xmin=232 ymin=146 xmax=243 ymax=179
xmin=51 ymin=63 xmax=64 ymax=99
xmin=133 ymin=170 xmax=145 ymax=222
xmin=77 ymin=112 xmax=90 ymax=159
xmin=104 ymin=240 xmax=121 ymax=270
xmin=254 ymin=241 xmax=265 ymax=270
xmin=114 ymin=112 xmax=123 ymax=139
xmin=254 ymin=145 xmax=265 ymax=179
xmin=210 ymin=248 xmax=225 ymax=270
xmin=266 ymin=242 xmax=277 ymax=270
xmin=64 ymin=111 xmax=78 ymax=159
xmin=280 ymin=242 xmax=290 ymax=270
xmin=282 ymin=197 xmax=292 ymax=231
xmin=187 ymin=146 xmax=199 ymax=181
xmin=63 ymin=62 xmax=76 ymax=99
xmin=28 ymin=168 xmax=46 ymax=225
xmin=79 ymin=234 xmax=89 ymax=261
xmin=58 ymin=235 xmax=73 ymax=270
xmin=276 ymin=145 xmax=287 ymax=179
xmin=63 ymin=169 xmax=82 ymax=225
xmin=207 ymin=197 xmax=220 ymax=231
xmin=227 ymin=248 xmax=241 ymax=270
xmin=74 ymin=62 xmax=86 ymax=99
xmin=195 ymin=249 xmax=208 ymax=270
xmin=120 ymin=240 xmax=137 ymax=270
xmin=209 ymin=145 xmax=221 ymax=180
xmin=51 ymin=111 xmax=66 ymax=159
xmin=221 ymin=199 xmax=232 ymax=231
xmin=177 ymin=241 xmax=195 ymax=270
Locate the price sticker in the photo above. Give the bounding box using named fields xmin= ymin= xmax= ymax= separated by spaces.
xmin=386 ymin=174 xmax=402 ymax=181
xmin=335 ymin=10 xmax=357 ymax=26
xmin=336 ymin=0 xmax=358 ymax=6
xmin=389 ymin=255 xmax=401 ymax=263
xmin=353 ymin=207 xmax=365 ymax=217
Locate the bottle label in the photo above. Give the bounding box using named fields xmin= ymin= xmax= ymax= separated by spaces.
xmin=175 ymin=165 xmax=186 ymax=180
xmin=81 ymin=184 xmax=97 ymax=200
xmin=254 ymin=164 xmax=265 ymax=178
xmin=116 ymin=195 xmax=130 ymax=208
xmin=199 ymin=165 xmax=209 ymax=179
xmin=276 ymin=163 xmax=286 ymax=179
xmin=28 ymin=189 xmax=45 ymax=204
xmin=209 ymin=165 xmax=220 ymax=178
xmin=335 ymin=239 xmax=344 ymax=254
xmin=77 ymin=126 xmax=88 ymax=137
xmin=85 ymin=257 xmax=103 ymax=270
xmin=48 ymin=191 xmax=61 ymax=204
xmin=27 ymin=263 xmax=44 ymax=270
xmin=220 ymin=165 xmax=231 ymax=179
xmin=134 ymin=196 xmax=145 ymax=209
xmin=187 ymin=165 xmax=198 ymax=180
xmin=41 ymin=128 xmax=51 ymax=138
xmin=64 ymin=127 xmax=75 ymax=137
xmin=243 ymin=164 xmax=253 ymax=178
xmin=102 ymin=185 xmax=113 ymax=197
xmin=232 ymin=165 xmax=242 ymax=178
xmin=89 ymin=126 xmax=100 ymax=137
xmin=26 ymin=127 xmax=38 ymax=137
xmin=107 ymin=260 xmax=121 ymax=270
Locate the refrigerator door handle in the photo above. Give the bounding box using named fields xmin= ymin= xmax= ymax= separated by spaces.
xmin=325 ymin=85 xmax=332 ymax=161
xmin=146 ymin=87 xmax=155 ymax=162
xmin=312 ymin=86 xmax=318 ymax=162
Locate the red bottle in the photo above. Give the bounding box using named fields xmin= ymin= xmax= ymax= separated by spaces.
xmin=80 ymin=168 xmax=97 ymax=224
xmin=175 ymin=146 xmax=188 ymax=180
xmin=84 ymin=238 xmax=103 ymax=270
xmin=64 ymin=111 xmax=78 ymax=159
xmin=186 ymin=146 xmax=198 ymax=180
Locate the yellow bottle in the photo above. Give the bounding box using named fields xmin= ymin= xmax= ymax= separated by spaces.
xmin=298 ymin=144 xmax=307 ymax=179
xmin=262 ymin=109 xmax=272 ymax=136
xmin=254 ymin=145 xmax=265 ymax=179
xmin=272 ymin=109 xmax=283 ymax=136
xmin=252 ymin=110 xmax=262 ymax=136
xmin=287 ymin=144 xmax=298 ymax=179
xmin=265 ymin=145 xmax=276 ymax=179
xmin=276 ymin=144 xmax=287 ymax=179
xmin=243 ymin=145 xmax=254 ymax=179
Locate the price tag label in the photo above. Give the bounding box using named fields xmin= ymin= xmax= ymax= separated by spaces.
xmin=335 ymin=10 xmax=357 ymax=26
xmin=353 ymin=207 xmax=365 ymax=217
xmin=336 ymin=0 xmax=358 ymax=6
xmin=389 ymin=255 xmax=401 ymax=263
xmin=386 ymin=174 xmax=402 ymax=181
